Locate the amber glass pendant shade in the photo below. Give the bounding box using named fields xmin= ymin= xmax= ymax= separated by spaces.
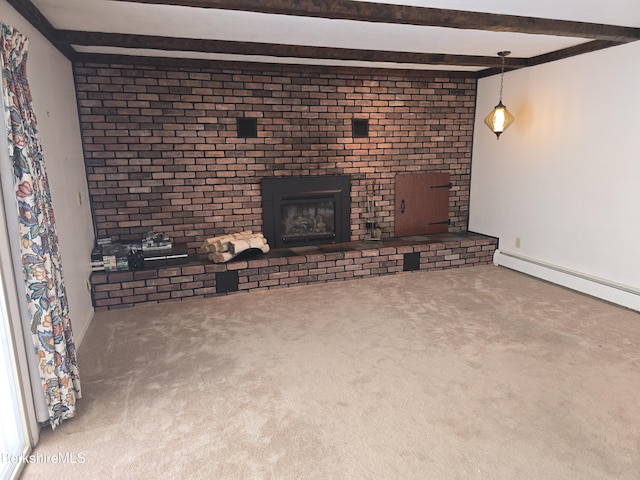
xmin=485 ymin=51 xmax=515 ymax=140
xmin=484 ymin=100 xmax=515 ymax=139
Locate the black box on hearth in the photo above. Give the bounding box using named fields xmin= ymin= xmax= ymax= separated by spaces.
xmin=143 ymin=244 xmax=189 ymax=267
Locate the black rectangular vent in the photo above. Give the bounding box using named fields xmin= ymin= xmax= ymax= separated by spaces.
xmin=237 ymin=117 xmax=258 ymax=138
xmin=352 ymin=118 xmax=369 ymax=137
xmin=216 ymin=270 xmax=239 ymax=294
xmin=403 ymin=252 xmax=421 ymax=272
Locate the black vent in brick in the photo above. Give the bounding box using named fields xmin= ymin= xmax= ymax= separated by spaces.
xmin=236 ymin=117 xmax=258 ymax=138
xmin=216 ymin=270 xmax=239 ymax=293
xmin=403 ymin=252 xmax=420 ymax=272
xmin=352 ymin=118 xmax=369 ymax=137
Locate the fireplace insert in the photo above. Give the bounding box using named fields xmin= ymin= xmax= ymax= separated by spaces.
xmin=262 ymin=176 xmax=351 ymax=249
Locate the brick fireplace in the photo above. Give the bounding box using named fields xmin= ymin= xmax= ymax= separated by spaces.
xmin=75 ymin=62 xmax=476 ymax=252
xmin=78 ymin=61 xmax=495 ymax=309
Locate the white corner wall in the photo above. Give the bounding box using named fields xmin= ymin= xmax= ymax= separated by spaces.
xmin=470 ymin=41 xmax=640 ymax=311
xmin=1 ymin=2 xmax=95 ymax=343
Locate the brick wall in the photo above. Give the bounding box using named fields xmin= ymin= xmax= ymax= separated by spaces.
xmin=74 ymin=62 xmax=477 ymax=252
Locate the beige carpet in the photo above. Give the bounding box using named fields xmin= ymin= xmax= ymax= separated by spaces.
xmin=21 ymin=265 xmax=640 ymax=479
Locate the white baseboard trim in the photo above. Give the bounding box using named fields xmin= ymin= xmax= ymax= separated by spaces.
xmin=493 ymin=250 xmax=640 ymax=313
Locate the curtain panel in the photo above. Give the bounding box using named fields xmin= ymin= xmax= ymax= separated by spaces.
xmin=0 ymin=23 xmax=80 ymax=428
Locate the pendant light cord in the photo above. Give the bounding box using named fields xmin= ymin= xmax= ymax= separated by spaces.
xmin=499 ymin=54 xmax=505 ymax=102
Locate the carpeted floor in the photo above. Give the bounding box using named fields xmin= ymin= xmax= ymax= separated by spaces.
xmin=21 ymin=265 xmax=640 ymax=479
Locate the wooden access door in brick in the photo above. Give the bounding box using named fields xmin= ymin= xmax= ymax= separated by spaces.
xmin=394 ymin=172 xmax=451 ymax=236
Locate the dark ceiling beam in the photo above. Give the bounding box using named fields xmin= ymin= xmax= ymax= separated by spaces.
xmin=113 ymin=0 xmax=640 ymax=43
xmin=73 ymin=52 xmax=477 ymax=79
xmin=477 ymin=39 xmax=624 ymax=78
xmin=60 ymin=31 xmax=529 ymax=68
xmin=7 ymin=0 xmax=76 ymax=59
xmin=526 ymin=40 xmax=623 ymax=68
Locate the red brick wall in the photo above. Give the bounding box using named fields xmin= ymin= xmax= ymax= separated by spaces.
xmin=74 ymin=62 xmax=476 ymax=252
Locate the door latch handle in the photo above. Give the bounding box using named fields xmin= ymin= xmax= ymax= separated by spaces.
xmin=400 ymin=199 xmax=405 ymax=214
xmin=429 ymin=219 xmax=451 ymax=226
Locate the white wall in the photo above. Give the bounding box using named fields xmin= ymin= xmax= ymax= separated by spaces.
xmin=0 ymin=1 xmax=95 ymax=343
xmin=470 ymin=41 xmax=640 ymax=309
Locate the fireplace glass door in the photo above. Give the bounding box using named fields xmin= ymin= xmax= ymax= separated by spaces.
xmin=279 ymin=196 xmax=336 ymax=245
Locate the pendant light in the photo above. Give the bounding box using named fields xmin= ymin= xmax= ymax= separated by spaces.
xmin=484 ymin=51 xmax=515 ymax=139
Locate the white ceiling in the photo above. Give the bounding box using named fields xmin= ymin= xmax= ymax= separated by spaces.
xmin=26 ymin=0 xmax=640 ymax=72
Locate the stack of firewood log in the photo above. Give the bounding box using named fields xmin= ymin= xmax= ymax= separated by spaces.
xmin=200 ymin=230 xmax=270 ymax=263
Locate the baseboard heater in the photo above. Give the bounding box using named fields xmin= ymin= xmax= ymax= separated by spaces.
xmin=493 ymin=249 xmax=640 ymax=312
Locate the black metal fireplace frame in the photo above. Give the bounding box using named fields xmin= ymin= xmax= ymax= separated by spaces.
xmin=262 ymin=175 xmax=351 ymax=249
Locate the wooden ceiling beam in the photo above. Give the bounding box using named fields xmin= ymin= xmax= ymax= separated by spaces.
xmin=112 ymin=0 xmax=640 ymax=43
xmin=73 ymin=52 xmax=478 ymax=79
xmin=526 ymin=40 xmax=624 ymax=67
xmin=9 ymin=0 xmax=638 ymax=75
xmin=477 ymin=39 xmax=624 ymax=77
xmin=6 ymin=0 xmax=76 ymax=59
xmin=60 ymin=31 xmax=529 ymax=68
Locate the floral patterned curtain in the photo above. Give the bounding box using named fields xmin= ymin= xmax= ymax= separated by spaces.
xmin=0 ymin=23 xmax=80 ymax=428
